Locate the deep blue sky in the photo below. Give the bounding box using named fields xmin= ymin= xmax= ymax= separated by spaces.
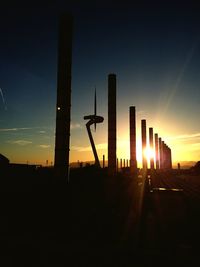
xmin=0 ymin=0 xmax=200 ymax=165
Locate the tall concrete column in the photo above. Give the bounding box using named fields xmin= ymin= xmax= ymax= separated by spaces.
xmin=120 ymin=158 xmax=122 ymax=170
xmin=162 ymin=141 xmax=167 ymax=169
xmin=168 ymin=147 xmax=172 ymax=169
xmin=154 ymin=133 xmax=159 ymax=169
xmin=166 ymin=146 xmax=172 ymax=169
xmin=149 ymin=127 xmax=154 ymax=170
xmin=141 ymin=120 xmax=147 ymax=170
xmin=54 ymin=14 xmax=73 ymax=183
xmin=162 ymin=141 xmax=166 ymax=169
xmin=159 ymin=137 xmax=163 ymax=169
xmin=130 ymin=106 xmax=137 ymax=174
xmin=167 ymin=145 xmax=170 ymax=169
xmin=108 ymin=74 xmax=117 ymax=175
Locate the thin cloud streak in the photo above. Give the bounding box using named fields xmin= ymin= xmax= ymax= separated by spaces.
xmin=7 ymin=140 xmax=32 ymax=146
xmin=38 ymin=144 xmax=51 ymax=148
xmin=168 ymin=133 xmax=200 ymax=140
xmin=70 ymin=123 xmax=82 ymax=130
xmin=0 ymin=127 xmax=32 ymax=132
xmin=0 ymin=127 xmax=49 ymax=132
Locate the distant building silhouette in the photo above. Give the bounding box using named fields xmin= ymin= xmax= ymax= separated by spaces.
xmin=0 ymin=153 xmax=9 ymax=168
xmin=178 ymin=162 xmax=181 ymax=170
xmin=191 ymin=161 xmax=200 ymax=173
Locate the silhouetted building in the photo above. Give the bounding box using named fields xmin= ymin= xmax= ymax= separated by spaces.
xmin=0 ymin=154 xmax=9 ymax=168
xmin=149 ymin=127 xmax=154 ymax=170
xmin=54 ymin=14 xmax=73 ymax=182
xmin=9 ymin=163 xmax=40 ymax=171
xmin=154 ymin=133 xmax=159 ymax=169
xmin=129 ymin=106 xmax=137 ymax=174
xmin=108 ymin=74 xmax=117 ymax=175
xmin=191 ymin=161 xmax=200 ymax=173
xmin=141 ymin=119 xmax=147 ymax=170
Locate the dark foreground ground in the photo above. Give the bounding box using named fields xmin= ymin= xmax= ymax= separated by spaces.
xmin=1 ymin=165 xmax=200 ymax=266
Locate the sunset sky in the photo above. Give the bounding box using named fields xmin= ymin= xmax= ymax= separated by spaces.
xmin=0 ymin=1 xmax=200 ymax=167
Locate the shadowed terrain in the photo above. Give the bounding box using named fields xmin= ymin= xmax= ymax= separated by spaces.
xmin=1 ymin=165 xmax=200 ymax=266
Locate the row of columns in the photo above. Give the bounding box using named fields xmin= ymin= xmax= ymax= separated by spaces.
xmin=107 ymin=73 xmax=172 ymax=175
xmin=141 ymin=120 xmax=172 ymax=170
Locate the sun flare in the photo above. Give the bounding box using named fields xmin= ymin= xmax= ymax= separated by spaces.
xmin=144 ymin=147 xmax=155 ymax=162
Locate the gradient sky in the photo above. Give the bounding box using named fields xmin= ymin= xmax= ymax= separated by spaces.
xmin=0 ymin=0 xmax=200 ymax=167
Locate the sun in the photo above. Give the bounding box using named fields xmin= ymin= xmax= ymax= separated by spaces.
xmin=144 ymin=147 xmax=155 ymax=162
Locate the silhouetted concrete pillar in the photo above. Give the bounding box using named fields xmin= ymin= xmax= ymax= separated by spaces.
xmin=130 ymin=106 xmax=137 ymax=174
xmin=141 ymin=120 xmax=147 ymax=170
xmin=162 ymin=141 xmax=166 ymax=169
xmin=149 ymin=127 xmax=154 ymax=170
xmin=154 ymin=133 xmax=159 ymax=169
xmin=54 ymin=14 xmax=73 ymax=183
xmin=117 ymin=158 xmax=119 ymax=172
xmin=168 ymin=147 xmax=172 ymax=169
xmin=108 ymin=74 xmax=117 ymax=175
xmin=159 ymin=137 xmax=163 ymax=169
xmin=120 ymin=158 xmax=122 ymax=170
xmin=166 ymin=143 xmax=169 ymax=169
xmin=124 ymin=159 xmax=126 ymax=168
xmin=165 ymin=145 xmax=172 ymax=169
xmin=103 ymin=155 xmax=105 ymax=168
